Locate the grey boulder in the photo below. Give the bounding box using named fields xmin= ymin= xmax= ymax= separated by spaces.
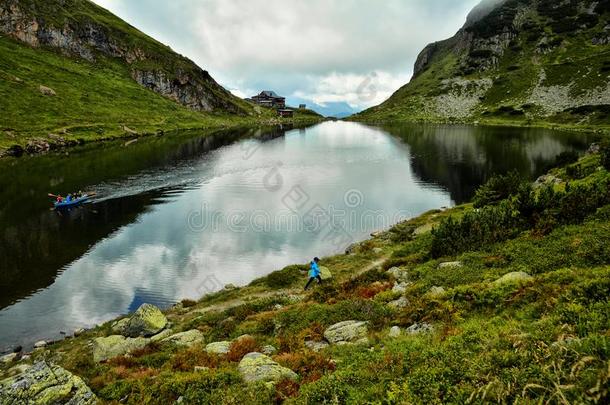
xmin=113 ymin=303 xmax=168 ymax=337
xmin=324 ymin=321 xmax=369 ymax=345
xmin=161 ymin=330 xmax=204 ymax=348
xmin=493 ymin=271 xmax=533 ymax=286
xmin=205 ymin=341 xmax=232 ymax=355
xmin=0 ymin=361 xmax=96 ymax=404
xmin=238 ymin=352 xmax=298 ymax=384
xmin=92 ymin=335 xmax=149 ymax=362
xmin=406 ymin=322 xmax=434 ymax=335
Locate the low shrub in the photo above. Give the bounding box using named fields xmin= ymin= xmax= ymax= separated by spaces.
xmin=552 ymin=150 xmax=579 ymax=168
xmin=432 ymin=172 xmax=610 ymax=258
xmin=170 ymin=347 xmax=221 ymax=371
xmin=249 ymin=264 xmax=307 ymax=289
xmin=274 ymin=351 xmax=336 ymax=383
xmin=274 ymin=379 xmax=301 ymax=402
xmin=275 ymin=299 xmax=392 ymax=335
xmin=355 ymin=281 xmax=392 ymax=299
xmin=389 ymin=221 xmax=416 ymax=242
xmin=226 ymin=335 xmax=260 ymax=362
xmin=181 ymin=299 xmax=197 ymax=308
xmin=473 ymin=171 xmax=524 ymax=208
xmin=430 ymin=200 xmax=524 ymax=258
xmin=600 ymin=140 xmax=610 ymax=170
xmin=557 ymin=180 xmax=610 ymax=224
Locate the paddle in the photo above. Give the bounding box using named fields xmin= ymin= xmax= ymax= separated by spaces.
xmin=48 ymin=191 xmax=97 ymax=198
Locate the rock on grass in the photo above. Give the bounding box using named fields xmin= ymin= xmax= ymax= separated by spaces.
xmin=205 ymin=341 xmax=232 ymax=355
xmin=0 ymin=361 xmax=96 ymax=404
xmin=114 ymin=303 xmax=168 ymax=337
xmin=238 ymin=352 xmax=298 ymax=384
xmin=92 ymin=335 xmax=149 ymax=362
xmin=160 ymin=330 xmax=205 ymax=348
xmin=493 ymin=271 xmax=533 ymax=285
xmin=324 ymin=321 xmax=369 ymax=345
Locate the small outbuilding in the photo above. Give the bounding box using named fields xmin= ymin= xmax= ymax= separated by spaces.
xmin=277 ymin=109 xmax=294 ymax=118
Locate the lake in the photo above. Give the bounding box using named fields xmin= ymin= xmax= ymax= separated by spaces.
xmin=0 ymin=121 xmax=594 ymax=350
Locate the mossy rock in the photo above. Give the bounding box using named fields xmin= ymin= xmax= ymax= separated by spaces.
xmin=119 ymin=303 xmax=168 ymax=337
xmin=92 ymin=335 xmax=149 ymax=362
xmin=0 ymin=361 xmax=97 ymax=404
xmin=205 ymin=341 xmax=232 ymax=355
xmin=161 ymin=330 xmax=204 ymax=348
xmin=237 ymin=352 xmax=298 ymax=384
xmin=493 ymin=271 xmax=533 ymax=285
xmin=324 ymin=320 xmax=369 ymax=345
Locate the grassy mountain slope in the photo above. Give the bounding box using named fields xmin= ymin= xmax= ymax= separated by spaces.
xmin=0 ymin=34 xmax=255 ymax=149
xmin=2 ymin=146 xmax=608 ymax=403
xmin=0 ymin=0 xmax=322 ymax=153
xmin=354 ymin=0 xmax=610 ymax=131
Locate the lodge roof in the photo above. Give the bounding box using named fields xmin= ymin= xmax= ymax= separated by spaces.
xmin=258 ymin=90 xmax=283 ymax=98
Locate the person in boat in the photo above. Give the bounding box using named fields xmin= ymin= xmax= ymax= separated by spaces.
xmin=66 ymin=194 xmax=72 ymax=203
xmin=304 ymin=257 xmax=322 ymax=290
xmin=56 ymin=195 xmax=64 ymax=203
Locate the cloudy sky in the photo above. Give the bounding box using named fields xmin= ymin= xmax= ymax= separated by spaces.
xmin=92 ymin=0 xmax=481 ymax=114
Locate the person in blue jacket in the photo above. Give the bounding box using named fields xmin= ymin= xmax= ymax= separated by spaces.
xmin=304 ymin=257 xmax=322 ymax=290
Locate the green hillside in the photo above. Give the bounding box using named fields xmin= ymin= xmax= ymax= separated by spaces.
xmin=354 ymin=0 xmax=610 ymax=131
xmin=0 ymin=35 xmax=256 ymax=149
xmin=0 ymin=0 xmax=322 ymax=154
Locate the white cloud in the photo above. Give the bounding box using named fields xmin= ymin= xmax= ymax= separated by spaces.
xmin=92 ymin=0 xmax=481 ymax=112
xmin=294 ymin=70 xmax=411 ymax=109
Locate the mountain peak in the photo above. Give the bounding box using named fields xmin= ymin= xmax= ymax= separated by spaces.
xmin=464 ymin=0 xmax=509 ymax=27
xmin=354 ymin=0 xmax=610 ymax=130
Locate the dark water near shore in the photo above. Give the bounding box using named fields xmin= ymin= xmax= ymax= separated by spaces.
xmin=0 ymin=121 xmax=594 ymax=350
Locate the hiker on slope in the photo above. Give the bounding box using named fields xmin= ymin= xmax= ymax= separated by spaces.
xmin=304 ymin=257 xmax=323 ymax=290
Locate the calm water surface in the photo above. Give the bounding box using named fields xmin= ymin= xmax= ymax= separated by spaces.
xmin=0 ymin=121 xmax=594 ymax=349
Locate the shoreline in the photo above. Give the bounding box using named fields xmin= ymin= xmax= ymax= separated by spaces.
xmin=0 ymin=116 xmax=326 ymax=160
xmin=0 ymin=220 xmax=398 ymax=354
xmin=1 ymin=147 xmax=608 ymax=403
xmin=0 ymin=120 xmax=600 ymax=352
xmin=347 ymin=116 xmax=610 ymax=135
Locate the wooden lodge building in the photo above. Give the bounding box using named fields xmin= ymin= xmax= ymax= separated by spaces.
xmin=249 ymin=90 xmax=286 ymax=109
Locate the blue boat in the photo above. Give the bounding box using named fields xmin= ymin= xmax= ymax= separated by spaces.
xmin=54 ymin=195 xmax=90 ymax=209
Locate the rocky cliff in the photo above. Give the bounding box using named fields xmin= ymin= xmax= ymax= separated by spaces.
xmin=0 ymin=0 xmax=248 ymax=114
xmin=356 ymin=0 xmax=610 ymax=129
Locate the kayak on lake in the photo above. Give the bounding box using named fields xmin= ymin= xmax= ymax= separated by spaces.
xmin=49 ymin=192 xmax=95 ymax=209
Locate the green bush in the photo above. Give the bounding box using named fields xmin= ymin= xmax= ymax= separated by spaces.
xmin=553 ymin=150 xmax=579 ymax=168
xmin=433 ymin=170 xmax=610 ymax=258
xmin=473 ymin=171 xmax=525 ymax=208
xmin=430 ymin=200 xmax=524 ymax=258
xmin=600 ymin=141 xmax=610 ymax=170
xmin=557 ymin=179 xmax=610 ymax=224
xmin=275 ymin=299 xmax=392 ymax=335
xmin=249 ymin=264 xmax=307 ymax=289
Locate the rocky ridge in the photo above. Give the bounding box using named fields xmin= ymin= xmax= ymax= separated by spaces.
xmin=356 ymin=0 xmax=610 ymax=127
xmin=0 ymin=0 xmax=247 ymax=114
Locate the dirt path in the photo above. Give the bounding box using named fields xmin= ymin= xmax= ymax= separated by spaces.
xmin=187 ymin=255 xmax=391 ymax=316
